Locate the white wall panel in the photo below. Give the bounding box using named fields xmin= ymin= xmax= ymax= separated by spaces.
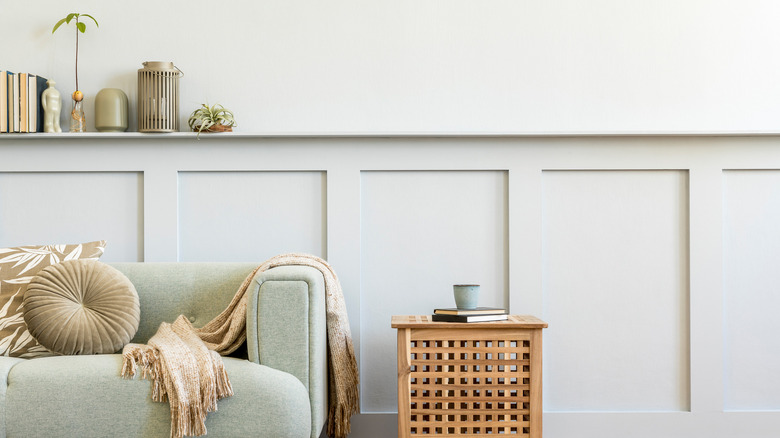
xmin=723 ymin=170 xmax=780 ymax=411
xmin=542 ymin=170 xmax=689 ymax=412
xmin=360 ymin=170 xmax=508 ymax=412
xmin=0 ymin=172 xmax=143 ymax=262
xmin=177 ymin=171 xmax=326 ymax=262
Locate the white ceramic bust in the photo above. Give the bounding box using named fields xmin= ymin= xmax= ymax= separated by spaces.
xmin=41 ymin=80 xmax=62 ymax=133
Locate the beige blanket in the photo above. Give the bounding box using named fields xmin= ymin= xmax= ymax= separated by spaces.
xmin=121 ymin=253 xmax=359 ymax=438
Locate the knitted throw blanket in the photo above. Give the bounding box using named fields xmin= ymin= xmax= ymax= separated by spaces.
xmin=121 ymin=254 xmax=359 ymax=438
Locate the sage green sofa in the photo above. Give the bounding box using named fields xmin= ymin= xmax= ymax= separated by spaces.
xmin=0 ymin=263 xmax=328 ymax=438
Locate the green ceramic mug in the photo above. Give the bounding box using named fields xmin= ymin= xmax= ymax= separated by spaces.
xmin=453 ymin=284 xmax=480 ymax=310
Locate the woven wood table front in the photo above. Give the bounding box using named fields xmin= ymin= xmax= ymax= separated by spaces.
xmin=392 ymin=315 xmax=547 ymax=437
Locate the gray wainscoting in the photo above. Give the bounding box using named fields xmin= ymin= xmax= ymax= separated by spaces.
xmin=3 ymin=133 xmax=780 ymax=438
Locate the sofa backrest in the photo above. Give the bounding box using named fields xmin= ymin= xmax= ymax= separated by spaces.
xmin=109 ymin=263 xmax=258 ymax=344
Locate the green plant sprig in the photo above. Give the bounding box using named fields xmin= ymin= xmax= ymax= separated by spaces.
xmin=52 ymin=13 xmax=99 ymax=92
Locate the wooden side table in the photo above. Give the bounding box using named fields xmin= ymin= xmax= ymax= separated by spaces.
xmin=392 ymin=315 xmax=548 ymax=437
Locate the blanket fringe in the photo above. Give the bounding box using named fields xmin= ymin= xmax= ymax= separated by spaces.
xmin=170 ymin=400 xmax=209 ymax=438
xmin=326 ymin=335 xmax=360 ymax=438
xmin=122 ymin=345 xmax=154 ymax=380
xmin=121 ymin=347 xmax=137 ymax=379
xmin=211 ymin=350 xmax=234 ymax=400
xmin=122 ymin=345 xmax=168 ymax=403
xmin=327 ymin=396 xmax=359 ymax=438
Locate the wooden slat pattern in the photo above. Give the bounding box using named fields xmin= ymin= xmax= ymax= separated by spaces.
xmin=395 ymin=316 xmax=546 ymax=437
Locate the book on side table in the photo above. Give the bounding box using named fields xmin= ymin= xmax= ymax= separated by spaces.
xmin=431 ymin=307 xmax=508 ymax=322
xmin=434 ymin=307 xmax=507 ymax=316
xmin=431 ymin=313 xmax=508 ymax=323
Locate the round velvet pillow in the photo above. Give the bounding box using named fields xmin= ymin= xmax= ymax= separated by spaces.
xmin=23 ymin=260 xmax=140 ymax=355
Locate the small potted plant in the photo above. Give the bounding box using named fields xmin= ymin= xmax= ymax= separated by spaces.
xmin=188 ymin=104 xmax=236 ymax=137
xmin=52 ymin=12 xmax=99 ymax=133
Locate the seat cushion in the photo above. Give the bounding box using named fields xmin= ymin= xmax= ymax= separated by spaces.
xmin=5 ymin=355 xmax=311 ymax=438
xmin=0 ymin=356 xmax=26 ymax=438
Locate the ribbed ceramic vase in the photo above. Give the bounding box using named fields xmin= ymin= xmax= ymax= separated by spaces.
xmin=95 ymin=88 xmax=129 ymax=132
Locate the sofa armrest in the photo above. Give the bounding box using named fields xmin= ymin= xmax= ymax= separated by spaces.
xmin=246 ymin=265 xmax=327 ymax=438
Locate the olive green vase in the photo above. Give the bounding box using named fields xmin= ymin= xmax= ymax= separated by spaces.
xmin=95 ymin=88 xmax=129 ymax=132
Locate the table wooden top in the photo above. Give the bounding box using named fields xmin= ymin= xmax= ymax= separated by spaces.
xmin=391 ymin=314 xmax=548 ymax=329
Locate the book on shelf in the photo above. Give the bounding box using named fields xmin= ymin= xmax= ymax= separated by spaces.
xmin=5 ymin=72 xmax=13 ymax=133
xmin=35 ymin=75 xmax=47 ymax=132
xmin=0 ymin=71 xmax=48 ymax=133
xmin=27 ymin=74 xmax=38 ymax=133
xmin=19 ymin=73 xmax=27 ymax=132
xmin=433 ymin=307 xmax=507 ymax=316
xmin=0 ymin=70 xmax=6 ymax=133
xmin=431 ymin=313 xmax=509 ymax=323
xmin=11 ymin=73 xmax=19 ymax=132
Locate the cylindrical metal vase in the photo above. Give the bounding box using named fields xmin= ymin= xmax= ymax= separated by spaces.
xmin=137 ymin=61 xmax=182 ymax=132
xmin=95 ymin=88 xmax=129 ymax=132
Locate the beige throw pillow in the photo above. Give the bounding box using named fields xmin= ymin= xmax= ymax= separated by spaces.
xmin=0 ymin=240 xmax=106 ymax=358
xmin=24 ymin=260 xmax=140 ymax=355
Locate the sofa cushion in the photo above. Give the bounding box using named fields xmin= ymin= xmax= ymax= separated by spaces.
xmin=0 ymin=241 xmax=106 ymax=358
xmin=5 ymin=355 xmax=312 ymax=438
xmin=0 ymin=356 xmax=26 ymax=438
xmin=23 ymin=260 xmax=140 ymax=355
xmin=109 ymin=263 xmax=258 ymax=344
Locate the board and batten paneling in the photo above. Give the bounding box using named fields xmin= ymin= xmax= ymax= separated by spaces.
xmin=542 ymin=170 xmax=690 ymax=412
xmin=0 ymin=171 xmax=143 ymax=262
xmin=2 ymin=134 xmax=780 ymax=438
xmin=359 ymin=170 xmax=508 ymax=412
xmin=723 ymin=170 xmax=780 ymax=411
xmin=177 ymin=171 xmax=326 ymax=262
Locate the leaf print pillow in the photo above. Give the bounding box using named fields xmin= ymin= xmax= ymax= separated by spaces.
xmin=0 ymin=240 xmax=106 ymax=358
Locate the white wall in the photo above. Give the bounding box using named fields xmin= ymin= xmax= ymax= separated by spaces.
xmin=3 ymin=1 xmax=780 ymax=133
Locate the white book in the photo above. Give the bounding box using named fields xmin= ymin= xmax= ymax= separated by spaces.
xmin=28 ymin=74 xmax=36 ymax=133
xmin=12 ymin=73 xmax=19 ymax=132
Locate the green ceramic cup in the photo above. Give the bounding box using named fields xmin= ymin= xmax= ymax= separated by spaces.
xmin=454 ymin=284 xmax=480 ymax=310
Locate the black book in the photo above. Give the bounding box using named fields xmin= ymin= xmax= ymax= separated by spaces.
xmin=35 ymin=75 xmax=47 ymax=133
xmin=431 ymin=313 xmax=509 ymax=323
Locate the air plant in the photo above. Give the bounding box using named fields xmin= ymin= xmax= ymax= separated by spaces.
xmin=188 ymin=104 xmax=236 ymax=137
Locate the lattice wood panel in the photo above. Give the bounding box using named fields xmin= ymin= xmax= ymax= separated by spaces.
xmin=408 ymin=333 xmax=532 ymax=435
xmin=394 ymin=315 xmax=546 ymax=438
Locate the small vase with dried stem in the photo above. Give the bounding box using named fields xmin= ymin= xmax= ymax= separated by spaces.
xmin=52 ymin=12 xmax=99 ymax=132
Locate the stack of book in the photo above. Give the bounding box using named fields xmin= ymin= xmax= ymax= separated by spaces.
xmin=431 ymin=307 xmax=508 ymax=322
xmin=1 ymin=71 xmax=48 ymax=133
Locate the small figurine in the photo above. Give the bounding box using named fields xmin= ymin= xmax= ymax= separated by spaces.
xmin=41 ymin=80 xmax=62 ymax=133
